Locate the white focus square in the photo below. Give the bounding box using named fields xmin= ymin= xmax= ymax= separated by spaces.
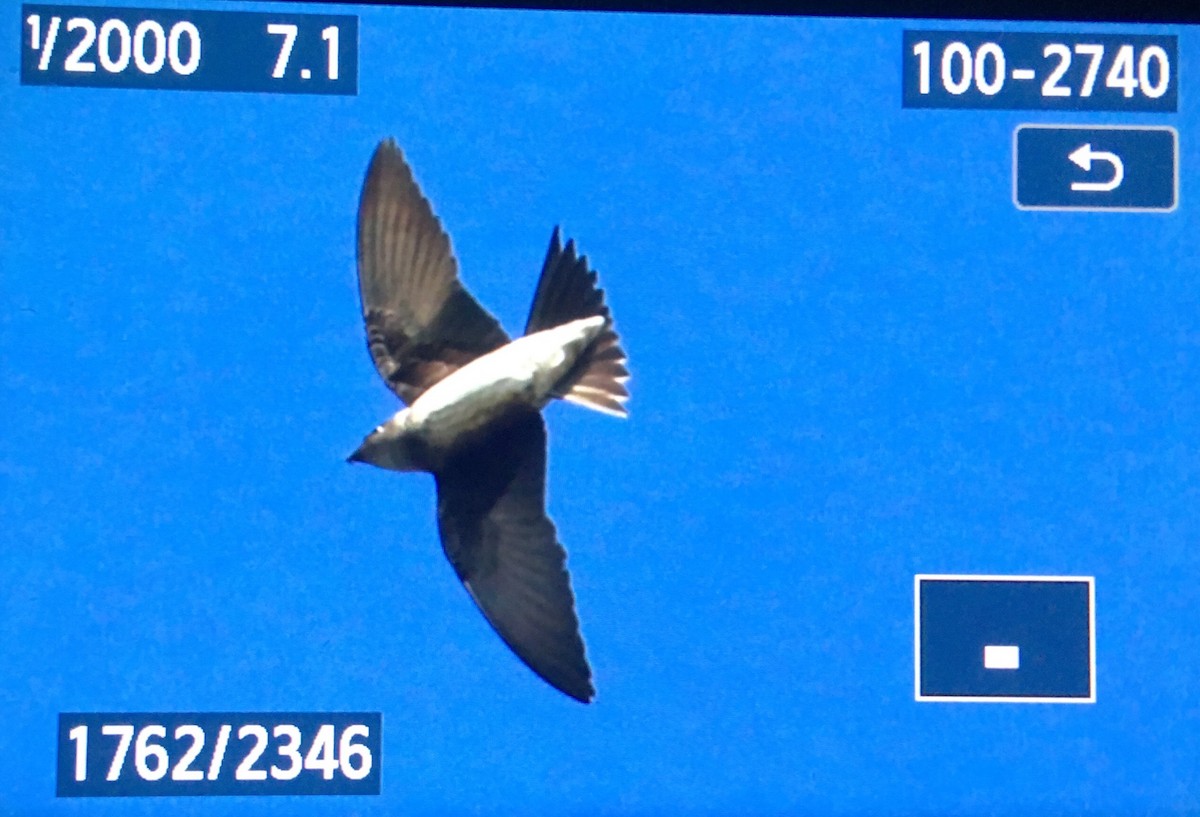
xmin=983 ymin=645 xmax=1020 ymax=670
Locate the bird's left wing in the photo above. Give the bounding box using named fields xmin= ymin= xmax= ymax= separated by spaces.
xmin=357 ymin=139 xmax=510 ymax=404
xmin=434 ymin=410 xmax=595 ymax=703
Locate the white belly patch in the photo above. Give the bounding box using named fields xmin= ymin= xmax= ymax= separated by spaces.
xmin=409 ymin=316 xmax=606 ymax=448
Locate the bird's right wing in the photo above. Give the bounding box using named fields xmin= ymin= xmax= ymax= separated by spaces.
xmin=357 ymin=139 xmax=510 ymax=405
xmin=434 ymin=409 xmax=595 ymax=703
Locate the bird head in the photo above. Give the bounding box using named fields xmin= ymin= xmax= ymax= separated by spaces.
xmin=346 ymin=410 xmax=423 ymax=472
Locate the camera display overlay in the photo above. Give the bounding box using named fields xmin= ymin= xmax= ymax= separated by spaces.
xmin=3 ymin=2 xmax=1198 ymax=813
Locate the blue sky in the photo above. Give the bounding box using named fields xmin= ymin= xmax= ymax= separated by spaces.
xmin=2 ymin=4 xmax=1197 ymax=814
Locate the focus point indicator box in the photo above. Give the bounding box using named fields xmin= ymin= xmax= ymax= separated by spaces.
xmin=983 ymin=645 xmax=1020 ymax=670
xmin=915 ymin=574 xmax=1095 ymax=703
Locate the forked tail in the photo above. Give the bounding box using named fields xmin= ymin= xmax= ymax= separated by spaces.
xmin=525 ymin=228 xmax=630 ymax=418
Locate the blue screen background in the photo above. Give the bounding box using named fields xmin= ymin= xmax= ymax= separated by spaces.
xmin=1 ymin=4 xmax=1196 ymax=813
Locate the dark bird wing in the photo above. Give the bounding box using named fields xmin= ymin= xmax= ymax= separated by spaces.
xmin=434 ymin=409 xmax=594 ymax=703
xmin=357 ymin=139 xmax=510 ymax=404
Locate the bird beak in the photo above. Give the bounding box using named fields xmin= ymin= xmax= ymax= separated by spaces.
xmin=346 ymin=446 xmax=365 ymax=464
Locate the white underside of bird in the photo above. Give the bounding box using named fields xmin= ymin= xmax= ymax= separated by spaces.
xmin=366 ymin=315 xmax=609 ymax=468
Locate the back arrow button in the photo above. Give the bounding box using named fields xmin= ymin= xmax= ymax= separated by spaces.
xmin=1068 ymin=143 xmax=1124 ymax=192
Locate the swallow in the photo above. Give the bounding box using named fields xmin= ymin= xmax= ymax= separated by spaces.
xmin=347 ymin=139 xmax=629 ymax=703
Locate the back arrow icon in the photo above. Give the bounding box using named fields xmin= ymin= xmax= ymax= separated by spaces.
xmin=1068 ymin=143 xmax=1124 ymax=192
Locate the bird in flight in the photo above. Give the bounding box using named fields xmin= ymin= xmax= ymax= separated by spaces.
xmin=347 ymin=139 xmax=629 ymax=703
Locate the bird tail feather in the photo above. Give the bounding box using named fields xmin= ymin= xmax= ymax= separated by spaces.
xmin=525 ymin=227 xmax=629 ymax=418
